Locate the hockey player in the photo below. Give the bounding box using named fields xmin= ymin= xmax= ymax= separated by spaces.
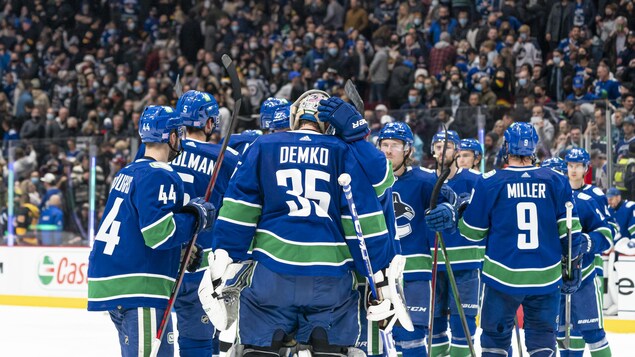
xmin=227 ymin=97 xmax=290 ymax=154
xmin=457 ymin=138 xmax=483 ymax=172
xmin=429 ymin=130 xmax=482 ymax=357
xmin=557 ymin=148 xmax=613 ymax=356
xmin=458 ymin=122 xmax=584 ymax=357
xmin=199 ymin=91 xmax=415 ymax=356
xmin=171 ymin=90 xmax=240 ymax=357
xmin=377 ymin=122 xmax=457 ymax=357
xmin=87 ymin=105 xmax=216 ymax=357
xmin=541 ymin=157 xmax=568 ymax=174
xmin=607 ymin=187 xmax=635 ymax=242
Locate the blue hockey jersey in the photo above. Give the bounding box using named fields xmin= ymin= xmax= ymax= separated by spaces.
xmin=434 ymin=168 xmax=483 ymax=271
xmin=212 ymin=130 xmax=398 ymax=278
xmin=581 ymin=184 xmax=617 ymax=277
xmin=228 ymin=132 xmax=261 ymax=155
xmin=458 ymin=166 xmax=583 ymax=295
xmin=571 ymin=189 xmax=613 ymax=285
xmin=168 ymin=138 xmax=239 ymax=275
xmin=87 ymin=159 xmax=197 ymax=311
xmin=393 ymin=167 xmax=445 ymax=281
xmin=608 ymin=200 xmax=635 ymax=240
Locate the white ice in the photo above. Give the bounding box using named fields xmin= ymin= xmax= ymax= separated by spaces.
xmin=0 ymin=305 xmax=633 ymax=356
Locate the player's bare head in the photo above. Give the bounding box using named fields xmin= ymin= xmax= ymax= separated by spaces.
xmin=290 ymin=90 xmax=330 ymax=132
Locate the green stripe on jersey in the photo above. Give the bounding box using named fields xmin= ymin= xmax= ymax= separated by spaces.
xmin=88 ymin=274 xmax=174 ymax=300
xmin=218 ymin=198 xmax=262 ymax=225
xmin=482 ymin=256 xmax=561 ymax=288
xmin=341 ymin=211 xmax=388 ymax=239
xmin=436 ymin=246 xmax=486 ymax=264
xmin=557 ymin=218 xmax=582 ymax=238
xmin=593 ymin=254 xmax=604 ymax=272
xmin=403 ymin=254 xmax=432 ymax=273
xmin=373 ymin=160 xmax=395 ymax=197
xmin=252 ymin=229 xmax=352 ymax=265
xmin=596 ymin=227 xmax=613 ymax=242
xmin=458 ymin=218 xmax=488 ymax=241
xmin=141 ymin=212 xmax=176 ymax=248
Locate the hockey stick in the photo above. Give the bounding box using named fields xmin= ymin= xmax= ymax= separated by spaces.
xmin=514 ymin=316 xmax=523 ymax=357
xmin=345 ymin=79 xmax=364 ymax=113
xmin=338 ymin=173 xmax=399 ymax=357
xmin=564 ymin=201 xmax=574 ymax=350
xmin=150 ymin=54 xmax=242 ymax=357
xmin=428 ymin=127 xmax=476 ymax=357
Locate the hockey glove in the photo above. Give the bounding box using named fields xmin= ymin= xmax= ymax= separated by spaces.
xmin=181 ymin=242 xmax=203 ymax=273
xmin=580 ymin=233 xmax=592 ymax=254
xmin=457 ymin=192 xmax=471 ymax=219
xmin=561 ymin=254 xmax=583 ymax=294
xmin=183 ymin=197 xmax=216 ymax=234
xmin=317 ymin=97 xmax=369 ymax=142
xmin=425 ymin=203 xmax=457 ymax=232
xmin=366 ymin=255 xmax=414 ymax=333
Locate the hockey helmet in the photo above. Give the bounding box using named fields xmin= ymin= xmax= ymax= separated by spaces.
xmin=139 ymin=106 xmax=183 ymax=144
xmin=378 ymin=122 xmax=414 ymax=149
xmin=260 ymin=97 xmax=290 ymax=130
xmin=564 ymin=148 xmax=590 ymax=166
xmin=431 ymin=130 xmax=461 ymax=153
xmin=176 ymin=90 xmax=220 ymax=129
xmin=459 ymin=138 xmax=483 ymax=158
xmin=503 ymin=122 xmax=538 ymax=157
xmin=540 ymin=157 xmax=567 ymax=173
xmin=289 ymin=90 xmax=330 ymax=131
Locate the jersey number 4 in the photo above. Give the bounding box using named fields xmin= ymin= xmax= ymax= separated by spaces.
xmin=276 ymin=169 xmax=331 ymax=217
xmin=95 ymin=197 xmax=123 ymax=255
xmin=517 ymin=202 xmax=539 ymax=249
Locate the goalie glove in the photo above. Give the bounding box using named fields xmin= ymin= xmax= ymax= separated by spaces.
xmin=198 ymin=249 xmax=255 ymax=331
xmin=366 ymin=255 xmax=414 ymax=333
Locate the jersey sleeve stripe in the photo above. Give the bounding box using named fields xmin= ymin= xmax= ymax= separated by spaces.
xmin=372 ymin=160 xmax=395 ymax=197
xmin=223 ymin=197 xmax=263 ymax=208
xmin=341 ymin=211 xmax=388 ymax=238
xmin=217 ymin=216 xmax=258 ymax=227
xmin=88 ymin=274 xmax=174 ymax=300
xmin=458 ymin=218 xmax=488 ymax=241
xmin=251 ymin=229 xmax=353 ymax=265
xmin=403 ymin=253 xmax=432 ymax=273
xmin=558 ymin=218 xmax=582 ymax=238
xmin=435 ymin=246 xmax=486 ymax=264
xmin=628 ymin=223 xmax=635 ymax=235
xmin=218 ymin=199 xmax=262 ymax=225
xmin=141 ymin=212 xmax=176 ymax=249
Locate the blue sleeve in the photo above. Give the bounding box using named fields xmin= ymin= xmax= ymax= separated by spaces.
xmin=341 ymin=149 xmax=398 ymax=276
xmin=134 ymin=168 xmax=196 ymax=250
xmin=627 ymin=206 xmax=635 ymax=239
xmin=212 ymin=143 xmax=263 ymax=261
xmin=580 ymin=198 xmax=613 ymax=254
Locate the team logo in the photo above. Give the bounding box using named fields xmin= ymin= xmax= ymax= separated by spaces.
xmin=393 ymin=192 xmax=415 ymax=238
xmin=167 ymin=332 xmax=175 ymax=344
xmin=38 ymin=255 xmax=55 ymax=285
xmin=201 ymin=315 xmax=210 ymax=324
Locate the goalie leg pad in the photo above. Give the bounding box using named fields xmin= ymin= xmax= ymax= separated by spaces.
xmin=310 ymin=327 xmax=350 ymax=357
xmin=367 ymin=255 xmax=414 ymax=332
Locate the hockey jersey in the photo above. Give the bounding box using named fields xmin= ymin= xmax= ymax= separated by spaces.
xmin=393 ymin=167 xmax=445 ymax=281
xmin=434 ymin=168 xmax=483 ymax=271
xmin=608 ymin=200 xmax=635 ymax=240
xmin=168 ymin=138 xmax=239 ymax=276
xmin=458 ymin=166 xmax=583 ymax=295
xmin=228 ymin=132 xmax=261 ymax=155
xmin=87 ymin=159 xmax=197 ymax=311
xmin=213 ymin=130 xmax=398 ymax=278
xmin=581 ymin=184 xmax=617 ymax=277
xmin=571 ymin=189 xmax=613 ymax=285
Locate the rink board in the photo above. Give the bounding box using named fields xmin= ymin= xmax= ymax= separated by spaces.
xmin=0 ymin=246 xmax=633 ymax=332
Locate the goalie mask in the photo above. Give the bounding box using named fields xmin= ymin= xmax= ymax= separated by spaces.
xmin=289 ymin=89 xmax=330 ymax=132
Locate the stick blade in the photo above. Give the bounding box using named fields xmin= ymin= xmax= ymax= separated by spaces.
xmin=344 ymin=79 xmax=364 ymax=113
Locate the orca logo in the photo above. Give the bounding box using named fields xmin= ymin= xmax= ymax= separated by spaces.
xmin=393 ymin=192 xmax=415 ymax=238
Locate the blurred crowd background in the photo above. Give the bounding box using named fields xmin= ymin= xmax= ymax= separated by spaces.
xmin=1 ymin=0 xmax=635 ymax=245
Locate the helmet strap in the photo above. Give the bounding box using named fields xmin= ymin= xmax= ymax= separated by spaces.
xmin=167 ymin=130 xmax=182 ymax=162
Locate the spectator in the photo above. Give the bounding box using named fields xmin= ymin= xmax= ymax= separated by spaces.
xmin=387 ymin=58 xmax=413 ymax=109
xmin=324 ymin=0 xmax=345 ymax=30
xmin=430 ymin=6 xmax=458 ymax=45
xmin=37 ymin=194 xmax=64 ymax=246
xmin=545 ymin=48 xmax=574 ymax=102
xmin=368 ymin=38 xmax=389 ymax=103
xmin=39 ymin=173 xmax=61 ymax=210
xmin=345 ymin=0 xmax=369 ymax=32
xmin=429 ymin=32 xmax=456 ymax=77
xmin=616 ymin=115 xmax=635 ymax=160
xmin=546 ymin=0 xmax=575 ymax=50
xmin=594 ymin=61 xmax=621 ymax=101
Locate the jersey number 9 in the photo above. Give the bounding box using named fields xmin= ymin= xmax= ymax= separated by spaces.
xmin=516 ymin=202 xmax=539 ymax=249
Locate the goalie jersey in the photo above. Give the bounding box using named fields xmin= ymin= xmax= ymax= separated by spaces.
xmin=212 ymin=130 xmax=398 ymax=278
xmin=458 ymin=166 xmax=583 ymax=295
xmin=87 ymin=159 xmax=197 ymax=311
xmin=572 ymin=189 xmax=613 ymax=285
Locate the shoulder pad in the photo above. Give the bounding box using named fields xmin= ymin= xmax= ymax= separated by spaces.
xmin=418 ymin=167 xmax=435 ymax=173
xmin=592 ymin=187 xmax=605 ymax=197
xmin=627 ymin=201 xmax=635 ymax=208
xmin=577 ymin=192 xmax=591 ymax=201
xmin=149 ymin=162 xmax=174 ymax=171
xmin=483 ymin=169 xmax=496 ymax=179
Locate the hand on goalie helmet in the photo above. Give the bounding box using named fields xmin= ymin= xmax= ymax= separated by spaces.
xmin=317 ymin=97 xmax=369 ymax=142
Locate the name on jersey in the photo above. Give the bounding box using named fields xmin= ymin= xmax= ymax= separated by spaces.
xmin=170 ymin=151 xmax=215 ymax=176
xmin=111 ymin=174 xmax=133 ymax=194
xmin=507 ymin=182 xmax=546 ymax=199
xmin=279 ymin=146 xmax=329 ymax=166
